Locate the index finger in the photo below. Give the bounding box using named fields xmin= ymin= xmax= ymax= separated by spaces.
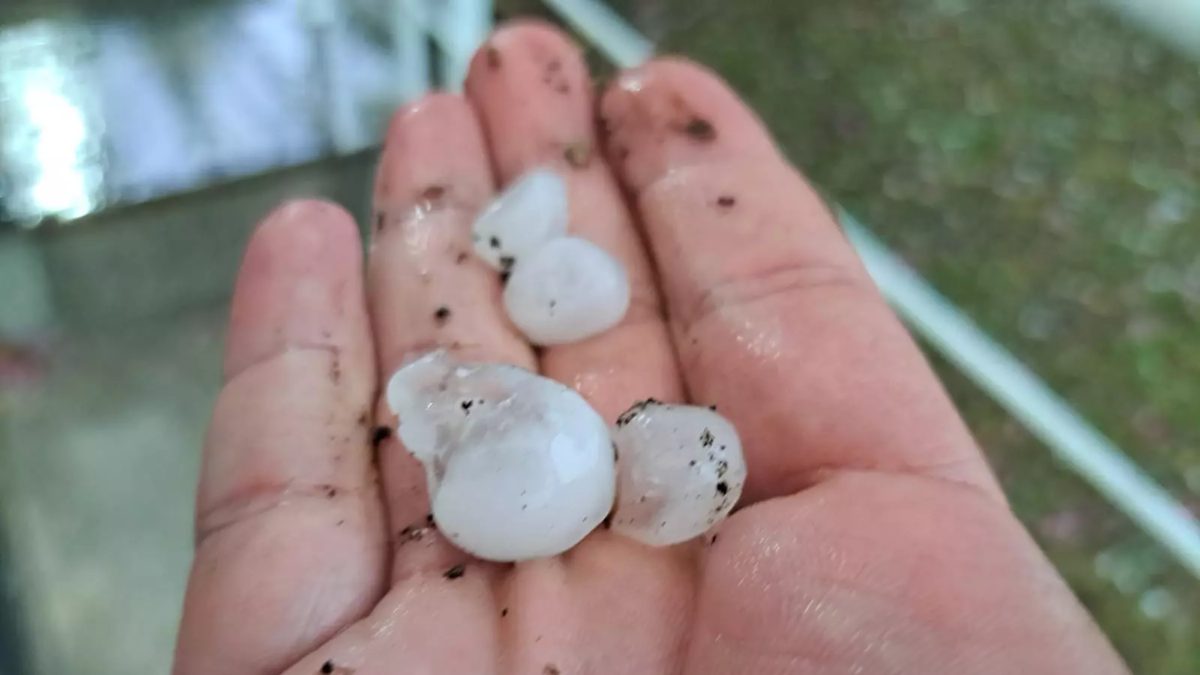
xmin=600 ymin=59 xmax=1002 ymax=504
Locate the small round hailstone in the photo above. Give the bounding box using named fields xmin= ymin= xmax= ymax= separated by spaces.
xmin=610 ymin=400 xmax=747 ymax=546
xmin=503 ymin=236 xmax=630 ymax=345
xmin=386 ymin=351 xmax=616 ymax=561
xmin=471 ymin=167 xmax=568 ymax=273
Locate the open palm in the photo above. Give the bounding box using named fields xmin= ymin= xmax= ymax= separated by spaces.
xmin=173 ymin=22 xmax=1126 ymax=675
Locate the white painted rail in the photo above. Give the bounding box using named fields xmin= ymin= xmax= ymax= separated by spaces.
xmin=843 ymin=213 xmax=1200 ymax=577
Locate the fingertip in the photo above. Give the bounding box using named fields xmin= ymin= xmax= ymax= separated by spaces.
xmin=225 ymin=198 xmax=366 ymax=380
xmin=249 ymin=198 xmax=360 ymax=261
xmin=603 ymin=57 xmax=738 ymax=116
xmin=466 ymin=19 xmax=589 ymax=103
xmin=383 ymin=92 xmax=476 ymax=141
xmin=466 ymin=18 xmax=584 ymax=85
xmin=375 ymin=93 xmax=492 ymax=214
xmin=464 ymin=19 xmax=594 ymax=180
xmin=237 ymin=198 xmax=363 ymax=313
xmin=599 ymin=57 xmax=780 ymax=193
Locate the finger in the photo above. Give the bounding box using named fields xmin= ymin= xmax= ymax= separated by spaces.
xmin=175 ymin=201 xmax=386 ymax=675
xmin=463 ymin=22 xmax=696 ymax=674
xmin=600 ymin=59 xmax=1002 ymax=503
xmin=464 ymin=20 xmax=683 ymax=419
xmin=369 ymin=94 xmax=536 ymax=580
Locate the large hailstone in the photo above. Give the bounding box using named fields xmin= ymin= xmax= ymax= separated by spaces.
xmin=503 ymin=236 xmax=630 ymax=345
xmin=471 ymin=168 xmax=568 ymax=273
xmin=386 ymin=351 xmax=616 ymax=561
xmin=610 ymin=400 xmax=747 ymax=546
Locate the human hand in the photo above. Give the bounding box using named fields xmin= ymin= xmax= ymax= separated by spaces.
xmin=173 ymin=21 xmax=1129 ymax=675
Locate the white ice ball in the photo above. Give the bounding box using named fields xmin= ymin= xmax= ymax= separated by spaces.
xmin=386 ymin=351 xmax=616 ymax=561
xmin=610 ymin=401 xmax=747 ymax=546
xmin=503 ymin=236 xmax=630 ymax=345
xmin=472 ymin=168 xmax=569 ymax=273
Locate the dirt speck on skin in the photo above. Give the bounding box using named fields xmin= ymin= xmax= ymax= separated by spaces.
xmin=716 ymin=195 xmax=736 ymax=208
xmin=456 ymin=251 xmax=469 ymax=264
xmin=434 ymin=306 xmax=452 ymax=325
xmin=543 ymin=665 xmax=561 ymax=675
xmin=564 ymin=142 xmax=592 ymax=168
xmin=444 ymin=564 xmax=466 ymax=580
xmin=318 ymin=660 xmax=355 ymax=674
xmin=681 ymin=117 xmax=716 ymax=142
xmin=371 ymin=426 xmax=392 ymax=449
xmin=396 ymin=524 xmax=428 ymax=546
xmin=374 ymin=212 xmax=386 ymax=233
xmin=485 ymin=45 xmax=501 ymax=69
xmin=421 ymin=184 xmax=446 ymax=203
xmin=598 ymin=115 xmax=613 ymax=141
xmin=543 ymin=59 xmax=570 ymax=95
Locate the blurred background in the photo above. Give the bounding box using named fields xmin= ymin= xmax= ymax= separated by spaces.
xmin=0 ymin=0 xmax=1197 ymax=672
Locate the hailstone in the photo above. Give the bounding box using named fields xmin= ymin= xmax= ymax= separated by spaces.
xmin=502 ymin=236 xmax=630 ymax=345
xmin=386 ymin=351 xmax=616 ymax=561
xmin=610 ymin=400 xmax=747 ymax=546
xmin=471 ymin=168 xmax=568 ymax=273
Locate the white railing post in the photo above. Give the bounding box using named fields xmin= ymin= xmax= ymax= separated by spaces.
xmin=391 ymin=0 xmax=432 ymax=101
xmin=432 ymin=0 xmax=493 ymax=91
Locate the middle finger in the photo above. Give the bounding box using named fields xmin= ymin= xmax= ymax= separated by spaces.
xmin=464 ymin=21 xmax=684 ymax=419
